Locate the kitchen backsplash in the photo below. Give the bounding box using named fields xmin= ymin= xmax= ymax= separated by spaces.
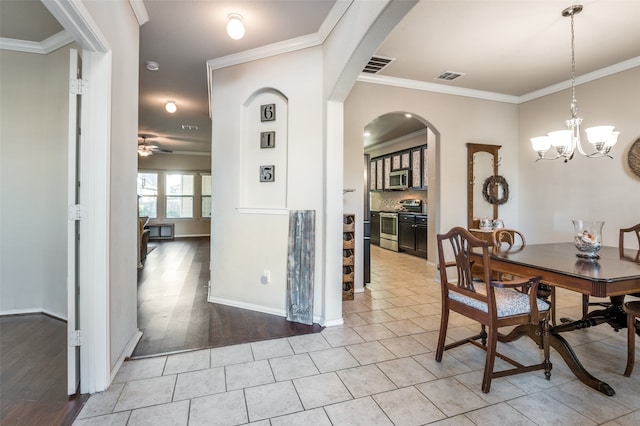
xmin=371 ymin=189 xmax=428 ymax=213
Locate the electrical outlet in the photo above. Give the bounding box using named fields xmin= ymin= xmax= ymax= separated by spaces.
xmin=261 ymin=270 xmax=270 ymax=284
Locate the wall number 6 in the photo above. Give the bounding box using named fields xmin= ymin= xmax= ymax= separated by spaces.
xmin=260 ymin=104 xmax=276 ymax=122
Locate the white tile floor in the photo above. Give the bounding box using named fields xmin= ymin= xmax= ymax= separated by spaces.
xmin=74 ymin=245 xmax=640 ymax=425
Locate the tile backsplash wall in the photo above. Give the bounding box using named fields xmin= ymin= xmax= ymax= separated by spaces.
xmin=371 ymin=189 xmax=428 ymax=213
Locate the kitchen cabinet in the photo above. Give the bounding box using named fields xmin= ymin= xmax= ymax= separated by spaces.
xmin=410 ymin=146 xmax=430 ymax=189
xmin=383 ymin=157 xmax=391 ymax=189
xmin=371 ymin=211 xmax=380 ymax=245
xmin=375 ymin=158 xmax=383 ymax=190
xmin=415 ymin=215 xmax=428 ymax=258
xmin=342 ymin=214 xmax=355 ymax=300
xmin=398 ymin=214 xmax=427 ymax=258
xmin=370 ymin=145 xmax=426 ymax=192
xmin=392 ymin=153 xmax=402 ymax=170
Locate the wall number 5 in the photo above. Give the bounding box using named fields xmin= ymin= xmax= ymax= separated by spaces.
xmin=260 ymin=165 xmax=275 ymax=182
xmin=260 ymin=104 xmax=276 ymax=122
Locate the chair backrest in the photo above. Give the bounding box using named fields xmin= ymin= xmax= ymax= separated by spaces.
xmin=437 ymin=226 xmax=492 ymax=298
xmin=492 ymin=229 xmax=526 ymax=253
xmin=619 ymin=223 xmax=640 ymax=259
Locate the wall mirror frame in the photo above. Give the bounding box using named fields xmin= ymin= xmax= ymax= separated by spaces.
xmin=467 ymin=143 xmax=501 ymax=228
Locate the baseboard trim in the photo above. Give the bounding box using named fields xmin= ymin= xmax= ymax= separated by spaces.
xmin=0 ymin=308 xmax=67 ymax=321
xmin=110 ymin=330 xmax=142 ymax=382
xmin=209 ymin=296 xmax=286 ymax=317
xmin=322 ymin=317 xmax=345 ymax=327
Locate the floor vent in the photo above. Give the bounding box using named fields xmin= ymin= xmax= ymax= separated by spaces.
xmin=363 ymin=55 xmax=395 ymax=74
xmin=435 ymin=71 xmax=465 ymax=81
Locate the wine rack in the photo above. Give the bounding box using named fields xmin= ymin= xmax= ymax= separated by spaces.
xmin=342 ymin=214 xmax=355 ymax=300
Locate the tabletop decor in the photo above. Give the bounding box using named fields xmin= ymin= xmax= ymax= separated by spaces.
xmin=573 ymin=219 xmax=604 ymax=259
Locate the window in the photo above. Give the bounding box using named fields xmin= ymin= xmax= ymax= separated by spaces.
xmin=137 ymin=172 xmax=158 ymax=218
xmin=166 ymin=174 xmax=194 ymax=218
xmin=201 ymin=174 xmax=211 ymax=218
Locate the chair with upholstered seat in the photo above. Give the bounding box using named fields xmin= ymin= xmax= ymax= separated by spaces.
xmin=436 ymin=226 xmax=552 ymax=393
xmin=582 ymin=223 xmax=640 ymax=317
xmin=624 ymin=301 xmax=640 ymax=376
xmin=491 ymin=228 xmax=556 ymax=325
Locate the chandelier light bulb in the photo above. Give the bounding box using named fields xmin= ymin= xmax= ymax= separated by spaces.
xmin=227 ymin=14 xmax=245 ymax=40
xmin=165 ymin=101 xmax=177 ymax=113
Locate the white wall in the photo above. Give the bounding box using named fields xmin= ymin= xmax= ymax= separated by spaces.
xmin=0 ymin=46 xmax=73 ymax=319
xmin=517 ymin=67 xmax=640 ymax=246
xmin=81 ymin=0 xmax=140 ymax=372
xmin=210 ymin=47 xmax=325 ymax=318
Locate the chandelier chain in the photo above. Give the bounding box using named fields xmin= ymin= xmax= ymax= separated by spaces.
xmin=569 ymin=10 xmax=578 ymax=119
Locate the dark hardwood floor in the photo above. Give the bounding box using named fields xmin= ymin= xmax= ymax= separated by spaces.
xmin=133 ymin=236 xmax=323 ymax=358
xmin=0 ymin=314 xmax=88 ymax=426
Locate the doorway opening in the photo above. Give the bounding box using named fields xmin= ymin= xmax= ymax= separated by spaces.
xmin=363 ymin=112 xmax=439 ymax=276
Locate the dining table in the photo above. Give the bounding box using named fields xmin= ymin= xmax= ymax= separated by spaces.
xmin=470 ymin=242 xmax=640 ymax=396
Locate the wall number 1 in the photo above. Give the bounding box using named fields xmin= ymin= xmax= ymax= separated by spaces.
xmin=260 ymin=131 xmax=275 ymax=148
xmin=260 ymin=104 xmax=276 ymax=122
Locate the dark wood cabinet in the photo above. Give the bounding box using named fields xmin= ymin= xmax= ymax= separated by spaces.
xmin=398 ymin=214 xmax=416 ymax=252
xmin=371 ymin=211 xmax=380 ymax=246
xmin=415 ymin=215 xmax=428 ymax=258
xmin=398 ymin=214 xmax=427 ymax=258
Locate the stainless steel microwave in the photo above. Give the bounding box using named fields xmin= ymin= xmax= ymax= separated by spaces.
xmin=388 ymin=170 xmax=409 ymax=190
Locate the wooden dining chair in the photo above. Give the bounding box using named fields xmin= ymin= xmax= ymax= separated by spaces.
xmin=582 ymin=223 xmax=640 ymax=318
xmin=491 ymin=228 xmax=557 ymax=325
xmin=624 ymin=300 xmax=640 ymax=376
xmin=491 ymin=228 xmax=526 ymax=253
xmin=436 ymin=226 xmax=552 ymax=393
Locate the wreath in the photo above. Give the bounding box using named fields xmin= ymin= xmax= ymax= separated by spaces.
xmin=482 ymin=175 xmax=509 ymax=205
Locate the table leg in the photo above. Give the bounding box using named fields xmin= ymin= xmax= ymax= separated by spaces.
xmin=499 ymin=323 xmax=616 ymax=396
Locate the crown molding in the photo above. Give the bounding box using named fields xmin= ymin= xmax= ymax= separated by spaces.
xmin=519 ymin=56 xmax=640 ymax=103
xmin=129 ymin=0 xmax=149 ymax=26
xmin=0 ymin=30 xmax=74 ymax=54
xmin=365 ymin=128 xmax=427 ymax=153
xmin=357 ymin=74 xmax=521 ymax=104
xmin=358 ymin=56 xmax=640 ymax=105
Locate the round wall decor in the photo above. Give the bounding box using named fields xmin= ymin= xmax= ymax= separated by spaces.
xmin=482 ymin=175 xmax=509 ymax=205
xmin=628 ymin=137 xmax=640 ymax=179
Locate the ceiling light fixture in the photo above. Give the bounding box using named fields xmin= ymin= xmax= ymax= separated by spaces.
xmin=165 ymin=101 xmax=177 ymax=113
xmin=227 ymin=13 xmax=245 ymax=40
xmin=530 ymin=4 xmax=619 ymax=162
xmin=137 ymin=145 xmax=154 ymax=157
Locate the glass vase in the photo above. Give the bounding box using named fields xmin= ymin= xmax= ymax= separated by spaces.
xmin=572 ymin=219 xmax=604 ymax=259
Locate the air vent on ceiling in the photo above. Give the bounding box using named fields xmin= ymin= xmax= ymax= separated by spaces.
xmin=434 ymin=71 xmax=465 ymax=81
xmin=363 ymin=55 xmax=395 ymax=74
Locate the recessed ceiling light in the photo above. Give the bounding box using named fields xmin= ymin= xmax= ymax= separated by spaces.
xmin=145 ymin=61 xmax=159 ymax=71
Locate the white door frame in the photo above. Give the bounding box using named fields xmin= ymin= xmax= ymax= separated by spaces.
xmin=44 ymin=0 xmax=112 ymax=394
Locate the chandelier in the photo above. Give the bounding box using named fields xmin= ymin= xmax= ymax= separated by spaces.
xmin=530 ymin=5 xmax=619 ymax=162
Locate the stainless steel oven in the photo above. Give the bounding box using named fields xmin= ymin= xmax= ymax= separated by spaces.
xmin=379 ymin=212 xmax=399 ymax=251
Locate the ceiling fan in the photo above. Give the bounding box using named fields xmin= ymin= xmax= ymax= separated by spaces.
xmin=138 ymin=135 xmax=173 ymax=157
